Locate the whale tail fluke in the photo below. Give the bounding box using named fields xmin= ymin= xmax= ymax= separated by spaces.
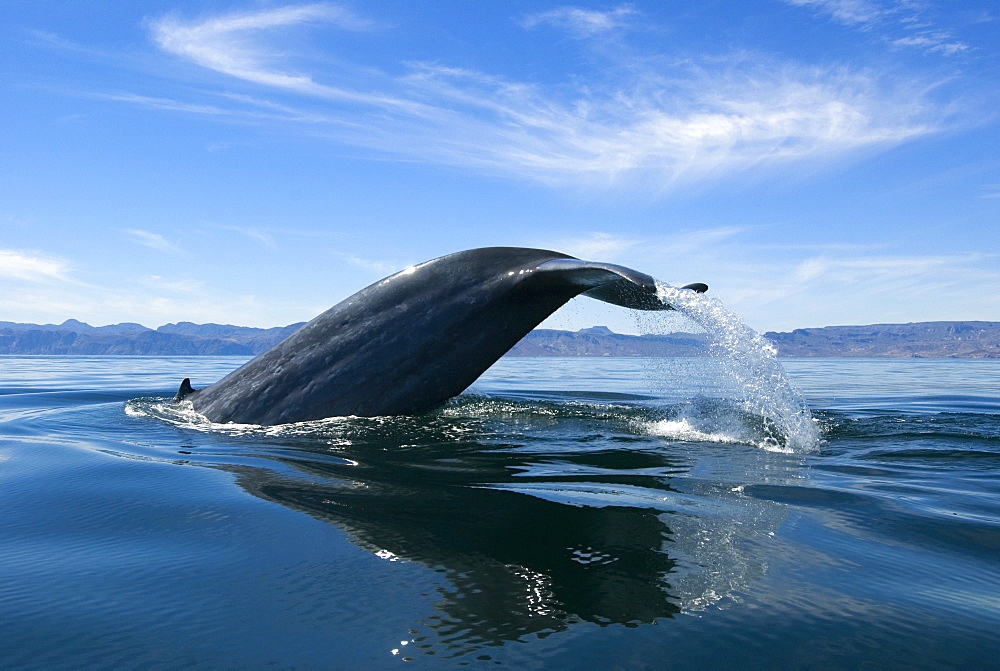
xmin=183 ymin=247 xmax=710 ymax=424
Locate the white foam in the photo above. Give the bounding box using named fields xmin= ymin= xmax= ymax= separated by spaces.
xmin=644 ymin=417 xmax=749 ymax=447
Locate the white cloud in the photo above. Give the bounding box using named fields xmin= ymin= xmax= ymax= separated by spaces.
xmin=892 ymin=35 xmax=969 ymax=56
xmin=541 ymin=227 xmax=746 ymax=267
xmin=152 ymin=4 xmax=363 ymax=80
xmin=520 ymin=6 xmax=637 ymax=37
xmin=655 ymin=227 xmax=747 ymax=255
xmin=784 ymin=0 xmax=886 ymax=26
xmin=791 ymin=257 xmax=831 ymax=283
xmin=101 ymin=93 xmax=253 ymax=118
xmin=142 ymin=275 xmax=205 ymax=292
xmin=540 ymin=227 xmax=748 ymax=268
xmin=135 ymin=5 xmax=950 ymax=191
xmin=0 ymin=249 xmax=73 ymax=283
xmin=790 ymin=253 xmax=962 ymax=284
xmin=719 ymin=250 xmax=1000 ymax=329
xmin=150 ymin=4 xmax=407 ymax=109
xmin=785 ymin=0 xmax=972 ymax=56
xmin=341 ymin=254 xmax=402 ymax=276
xmin=530 ymin=229 xmax=1000 ymax=332
xmin=548 ymin=232 xmax=638 ymax=260
xmin=125 ymin=228 xmax=181 ymax=253
xmin=216 ymin=224 xmax=277 ymax=248
xmin=0 ymin=270 xmax=294 ymax=329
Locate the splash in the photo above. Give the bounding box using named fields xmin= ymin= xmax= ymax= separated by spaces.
xmin=649 ymin=283 xmax=821 ymax=453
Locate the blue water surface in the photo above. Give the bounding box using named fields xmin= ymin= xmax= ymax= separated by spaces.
xmin=1 ymin=355 xmax=999 ymax=668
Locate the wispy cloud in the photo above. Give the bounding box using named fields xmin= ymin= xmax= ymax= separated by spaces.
xmin=100 ymin=93 xmax=253 ymax=118
xmin=805 ymin=252 xmax=997 ymax=285
xmin=150 ymin=4 xmax=404 ymax=108
xmin=25 ymin=29 xmax=94 ymax=53
xmin=547 ymin=232 xmax=638 ymax=261
xmin=0 ymin=286 xmax=272 ymax=329
xmin=718 ymin=247 xmax=1000 ymax=329
xmin=787 ymin=253 xmax=965 ymax=284
xmin=151 ymin=4 xmax=369 ymax=79
xmin=784 ymin=0 xmax=886 ymax=26
xmin=141 ymin=275 xmax=205 ymax=292
xmin=519 ymin=6 xmax=637 ymax=37
xmin=0 ymin=249 xmax=73 ymax=283
xmin=133 ymin=4 xmax=951 ymax=191
xmin=0 ymin=256 xmax=295 ymax=328
xmin=531 ymin=252 xmax=991 ymax=333
xmin=531 ymin=226 xmax=1000 ymax=330
xmin=216 ymin=224 xmax=276 ymax=248
xmin=340 ymin=254 xmax=402 ymax=276
xmin=892 ymin=35 xmax=969 ymax=56
xmin=785 ymin=0 xmax=972 ymax=56
xmin=656 ymin=227 xmax=747 ymax=255
xmin=125 ymin=228 xmax=181 ymax=253
xmin=0 ymin=251 xmax=225 ymax=328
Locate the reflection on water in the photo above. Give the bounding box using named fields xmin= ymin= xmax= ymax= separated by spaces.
xmin=131 ymin=391 xmax=800 ymax=657
xmin=4 ymin=356 xmax=1000 ymax=667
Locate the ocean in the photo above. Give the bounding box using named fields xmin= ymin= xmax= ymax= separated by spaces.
xmin=2 ymin=354 xmax=999 ymax=669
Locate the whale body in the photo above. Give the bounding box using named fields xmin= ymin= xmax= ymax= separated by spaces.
xmin=177 ymin=247 xmax=706 ymax=425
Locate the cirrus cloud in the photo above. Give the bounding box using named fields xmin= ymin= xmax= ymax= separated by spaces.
xmin=0 ymin=249 xmax=73 ymax=283
xmin=519 ymin=6 xmax=638 ymax=37
xmin=785 ymin=0 xmax=972 ymax=56
xmin=125 ymin=228 xmax=182 ymax=254
xmin=134 ymin=4 xmax=953 ymax=191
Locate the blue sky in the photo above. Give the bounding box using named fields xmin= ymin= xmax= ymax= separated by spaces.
xmin=2 ymin=0 xmax=998 ymax=333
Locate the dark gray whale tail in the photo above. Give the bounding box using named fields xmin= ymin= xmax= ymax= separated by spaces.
xmin=178 ymin=247 xmax=706 ymax=425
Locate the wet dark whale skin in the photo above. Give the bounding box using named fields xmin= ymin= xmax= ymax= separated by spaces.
xmin=183 ymin=247 xmax=690 ymax=425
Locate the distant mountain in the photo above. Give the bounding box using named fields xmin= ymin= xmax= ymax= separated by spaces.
xmin=1 ymin=319 xmax=997 ymax=357
xmin=764 ymin=321 xmax=1000 ymax=358
xmin=0 ymin=319 xmax=150 ymax=334
xmin=0 ymin=319 xmax=307 ymax=356
xmin=509 ymin=326 xmax=709 ymax=357
xmin=0 ymin=319 xmax=708 ymax=357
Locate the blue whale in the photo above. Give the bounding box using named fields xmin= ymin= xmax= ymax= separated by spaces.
xmin=176 ymin=247 xmax=706 ymax=425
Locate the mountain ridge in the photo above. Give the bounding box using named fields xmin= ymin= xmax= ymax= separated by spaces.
xmin=1 ymin=319 xmax=997 ymax=357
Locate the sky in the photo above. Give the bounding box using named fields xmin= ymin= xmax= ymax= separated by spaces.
xmin=2 ymin=0 xmax=998 ymax=334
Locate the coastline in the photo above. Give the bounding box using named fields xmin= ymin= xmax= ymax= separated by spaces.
xmin=2 ymin=319 xmax=998 ymax=358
